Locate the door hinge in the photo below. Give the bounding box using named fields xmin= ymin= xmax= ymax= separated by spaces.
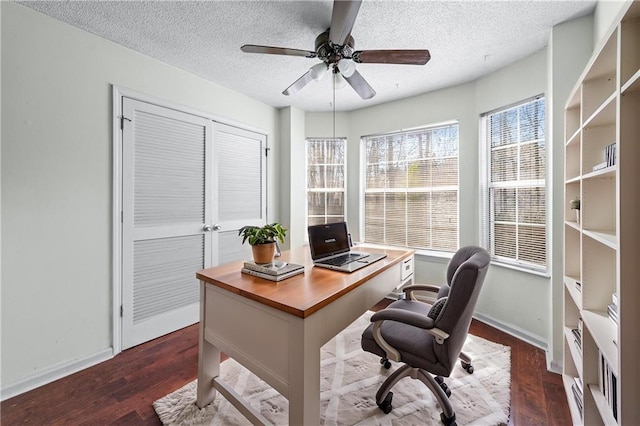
xmin=120 ymin=116 xmax=131 ymax=130
xmin=121 ymin=211 xmax=123 ymax=223
xmin=265 ymin=147 xmax=270 ymax=157
xmin=120 ymin=305 xmax=124 ymax=317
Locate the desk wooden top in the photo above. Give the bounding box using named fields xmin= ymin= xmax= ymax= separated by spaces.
xmin=196 ymin=246 xmax=414 ymax=318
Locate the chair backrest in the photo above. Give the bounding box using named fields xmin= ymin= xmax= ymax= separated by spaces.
xmin=433 ymin=246 xmax=490 ymax=373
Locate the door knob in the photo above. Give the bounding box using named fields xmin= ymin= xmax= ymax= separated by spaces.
xmin=203 ymin=225 xmax=213 ymax=232
xmin=212 ymin=224 xmax=222 ymax=231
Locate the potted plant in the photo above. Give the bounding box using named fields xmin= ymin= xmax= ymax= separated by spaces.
xmin=238 ymin=223 xmax=287 ymax=264
xmin=570 ymin=197 xmax=580 ymax=224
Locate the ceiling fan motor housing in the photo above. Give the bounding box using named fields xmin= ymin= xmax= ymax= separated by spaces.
xmin=315 ymin=29 xmax=354 ymax=65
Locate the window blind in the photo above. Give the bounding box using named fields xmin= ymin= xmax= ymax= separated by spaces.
xmin=362 ymin=123 xmax=459 ymax=252
xmin=306 ymin=138 xmax=346 ymax=226
xmin=481 ymin=97 xmax=546 ymax=270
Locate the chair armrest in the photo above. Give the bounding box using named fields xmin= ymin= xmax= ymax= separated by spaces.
xmin=402 ymin=284 xmax=442 ymax=301
xmin=371 ymin=308 xmax=435 ymax=329
xmin=370 ymin=308 xmax=451 ymax=362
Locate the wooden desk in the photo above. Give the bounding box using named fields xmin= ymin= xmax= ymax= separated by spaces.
xmin=195 ymin=246 xmax=414 ymax=425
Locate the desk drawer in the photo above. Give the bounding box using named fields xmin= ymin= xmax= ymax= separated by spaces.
xmin=400 ymin=256 xmax=414 ymax=281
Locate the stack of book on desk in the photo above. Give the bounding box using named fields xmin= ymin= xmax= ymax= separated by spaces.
xmin=241 ymin=260 xmax=304 ymax=282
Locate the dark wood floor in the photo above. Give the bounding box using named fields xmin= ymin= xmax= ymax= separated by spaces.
xmin=1 ymin=300 xmax=571 ymax=425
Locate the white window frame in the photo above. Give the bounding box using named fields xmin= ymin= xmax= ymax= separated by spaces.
xmin=305 ymin=137 xmax=347 ymax=228
xmin=479 ymin=95 xmax=548 ymax=274
xmin=360 ymin=121 xmax=460 ymax=253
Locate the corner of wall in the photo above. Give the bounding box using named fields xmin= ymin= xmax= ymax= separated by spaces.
xmin=547 ymin=11 xmax=594 ymax=371
xmin=278 ymin=107 xmax=306 ymax=249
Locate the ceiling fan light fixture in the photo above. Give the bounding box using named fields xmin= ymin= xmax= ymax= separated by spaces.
xmin=337 ymin=58 xmax=356 ymax=78
xmin=310 ymin=62 xmax=328 ymax=81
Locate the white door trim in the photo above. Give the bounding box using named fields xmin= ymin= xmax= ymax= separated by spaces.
xmin=111 ymin=85 xmax=270 ymax=355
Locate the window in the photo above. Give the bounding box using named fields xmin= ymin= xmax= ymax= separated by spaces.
xmin=362 ymin=123 xmax=459 ymax=252
xmin=306 ymin=138 xmax=346 ymax=226
xmin=480 ymin=96 xmax=546 ymax=270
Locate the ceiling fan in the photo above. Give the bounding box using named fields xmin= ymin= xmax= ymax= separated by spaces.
xmin=240 ymin=0 xmax=431 ymax=100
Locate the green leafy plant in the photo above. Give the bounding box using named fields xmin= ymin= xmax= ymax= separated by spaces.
xmin=238 ymin=223 xmax=287 ymax=246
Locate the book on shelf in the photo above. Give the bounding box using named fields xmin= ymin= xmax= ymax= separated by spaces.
xmin=577 ymin=317 xmax=583 ymax=336
xmin=599 ymin=351 xmax=618 ymax=421
xmin=243 ymin=260 xmax=304 ymax=276
xmin=571 ymin=382 xmax=583 ymax=415
xmin=605 ymin=142 xmax=616 ymax=167
xmin=607 ymin=303 xmax=618 ymax=324
xmin=571 ymin=328 xmax=582 ymax=349
xmin=612 ymin=292 xmax=618 ymax=306
xmin=592 ymin=161 xmax=608 ymax=171
xmin=241 ymin=267 xmax=304 ymax=282
xmin=574 ymin=376 xmax=583 ymax=395
xmin=575 ymin=281 xmax=582 ymax=292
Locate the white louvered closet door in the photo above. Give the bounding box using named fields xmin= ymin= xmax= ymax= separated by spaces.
xmin=121 ymin=98 xmax=213 ymax=349
xmin=214 ymin=123 xmax=267 ymax=264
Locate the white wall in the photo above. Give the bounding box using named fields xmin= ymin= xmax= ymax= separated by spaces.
xmin=594 ymin=1 xmax=628 ymax=47
xmin=1 ymin=2 xmax=279 ymax=395
xmin=548 ymin=14 xmax=594 ymax=371
xmin=278 ymin=106 xmax=307 ymax=249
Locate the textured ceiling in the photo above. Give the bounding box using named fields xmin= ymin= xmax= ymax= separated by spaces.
xmin=19 ymin=0 xmax=597 ymax=112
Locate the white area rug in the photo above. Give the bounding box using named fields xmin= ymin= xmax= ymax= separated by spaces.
xmin=154 ymin=311 xmax=510 ymax=425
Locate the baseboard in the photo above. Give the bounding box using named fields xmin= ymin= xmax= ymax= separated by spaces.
xmin=547 ymin=358 xmax=563 ymax=374
xmin=473 ymin=312 xmax=547 ymax=351
xmin=0 ymin=348 xmax=113 ymax=401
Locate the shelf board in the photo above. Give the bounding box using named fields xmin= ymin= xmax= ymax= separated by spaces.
xmin=582 ymin=229 xmax=617 ymax=250
xmin=582 ymin=310 xmax=619 ymax=375
xmin=565 ymin=220 xmax=580 ymax=231
xmin=566 ymin=128 xmax=581 ymax=147
xmin=563 ymin=374 xmax=583 ymax=425
xmin=583 ymin=165 xmax=616 ymax=180
xmin=588 ymin=384 xmax=617 ymax=425
xmin=621 ymin=68 xmax=640 ymax=94
xmin=565 ymin=175 xmax=581 ymax=184
xmin=583 ymin=93 xmax=617 ymax=128
xmin=565 ymin=275 xmax=582 ymax=309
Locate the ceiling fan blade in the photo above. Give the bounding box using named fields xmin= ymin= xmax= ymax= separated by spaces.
xmin=282 ymin=70 xmax=315 ymax=96
xmin=241 ymin=44 xmax=317 ymax=58
xmin=329 ymin=0 xmax=362 ymax=46
xmin=353 ymin=50 xmax=431 ymax=65
xmin=344 ymin=70 xmax=376 ymax=99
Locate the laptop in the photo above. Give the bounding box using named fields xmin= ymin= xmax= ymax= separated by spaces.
xmin=307 ymin=222 xmax=387 ymax=273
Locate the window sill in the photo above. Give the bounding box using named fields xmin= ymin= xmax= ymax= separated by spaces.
xmin=410 ymin=248 xmax=551 ymax=279
xmin=490 ymin=259 xmax=550 ymax=278
xmin=414 ymin=249 xmax=453 ymax=263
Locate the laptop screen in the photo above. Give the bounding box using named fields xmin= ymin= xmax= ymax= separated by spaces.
xmin=308 ymin=222 xmax=351 ymax=260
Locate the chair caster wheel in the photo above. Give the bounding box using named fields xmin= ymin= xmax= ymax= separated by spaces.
xmin=434 ymin=375 xmax=444 ymax=384
xmin=440 ymin=412 xmax=457 ymax=426
xmin=439 ymin=382 xmax=451 ymax=398
xmin=377 ymin=391 xmax=393 ymax=414
xmin=461 ymin=361 xmax=474 ymax=374
xmin=380 ymin=358 xmax=391 ymax=369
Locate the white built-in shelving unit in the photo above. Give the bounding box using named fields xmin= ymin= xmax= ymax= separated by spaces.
xmin=563 ymin=1 xmax=640 ymax=424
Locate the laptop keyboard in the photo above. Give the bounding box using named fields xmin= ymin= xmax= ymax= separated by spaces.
xmin=322 ymin=253 xmax=362 ymax=266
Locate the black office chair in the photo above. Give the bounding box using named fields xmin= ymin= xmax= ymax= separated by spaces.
xmin=361 ymin=246 xmax=490 ymax=426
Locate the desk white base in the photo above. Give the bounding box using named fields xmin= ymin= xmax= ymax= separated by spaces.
xmin=196 ymin=262 xmax=405 ymax=425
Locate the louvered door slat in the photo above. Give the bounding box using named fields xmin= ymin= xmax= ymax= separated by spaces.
xmin=134 ymin=111 xmax=205 ymax=228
